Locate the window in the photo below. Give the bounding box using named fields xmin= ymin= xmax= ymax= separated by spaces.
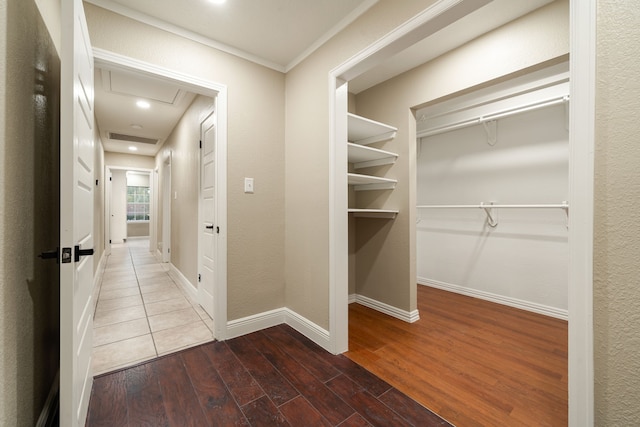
xmin=127 ymin=186 xmax=150 ymax=221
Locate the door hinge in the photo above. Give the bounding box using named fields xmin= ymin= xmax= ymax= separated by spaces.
xmin=109 ymin=176 xmax=112 ymax=181
xmin=216 ymin=226 xmax=220 ymax=234
xmin=198 ymin=274 xmax=201 ymax=282
xmin=109 ymin=239 xmax=112 ymax=244
xmin=168 ymin=248 xmax=170 ymax=253
xmin=199 ymin=140 xmax=202 ymax=149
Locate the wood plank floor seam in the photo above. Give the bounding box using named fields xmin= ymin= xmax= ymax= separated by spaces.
xmin=87 ymin=324 xmax=451 ymax=426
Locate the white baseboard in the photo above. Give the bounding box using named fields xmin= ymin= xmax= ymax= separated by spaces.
xmin=418 ymin=277 xmax=568 ymax=320
xmin=168 ymin=264 xmax=199 ymax=304
xmin=226 ymin=308 xmax=285 ymax=339
xmin=226 ymin=308 xmax=332 ymax=353
xmin=93 ymin=250 xmax=107 ymax=287
xmin=348 ymin=293 xmax=357 ymax=304
xmin=283 ymin=308 xmax=331 ymax=352
xmin=353 ymin=294 xmax=420 ymax=323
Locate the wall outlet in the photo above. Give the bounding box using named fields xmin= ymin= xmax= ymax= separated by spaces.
xmin=244 ymin=177 xmax=254 ymax=194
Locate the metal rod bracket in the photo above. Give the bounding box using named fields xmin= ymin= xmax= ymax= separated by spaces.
xmin=480 ymin=202 xmax=498 ymax=227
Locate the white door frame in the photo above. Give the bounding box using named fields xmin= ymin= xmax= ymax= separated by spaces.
xmin=328 ymin=1 xmax=595 ymax=426
xmin=104 ymin=169 xmax=112 ymax=257
xmin=93 ymin=48 xmax=229 ymax=340
xmin=161 ymin=153 xmax=172 ymax=263
xmin=151 ymin=167 xmax=159 ymax=254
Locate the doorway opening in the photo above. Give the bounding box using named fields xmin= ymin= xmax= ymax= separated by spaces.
xmin=329 ymin=0 xmax=595 ymax=424
xmin=105 ymin=167 xmax=153 ymax=248
xmin=92 ymin=49 xmax=229 ymax=375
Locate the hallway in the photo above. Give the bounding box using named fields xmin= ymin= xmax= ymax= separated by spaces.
xmin=92 ymin=238 xmax=214 ymax=375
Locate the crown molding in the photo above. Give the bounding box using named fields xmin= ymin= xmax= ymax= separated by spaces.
xmin=285 ymin=0 xmax=379 ymax=72
xmin=84 ymin=0 xmax=286 ymax=72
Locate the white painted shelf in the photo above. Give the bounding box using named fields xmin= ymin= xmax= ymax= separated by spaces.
xmin=348 ymin=113 xmax=397 ymax=145
xmin=348 ymin=209 xmax=398 ymax=219
xmin=348 ymin=173 xmax=397 ymax=191
xmin=348 ymin=143 xmax=398 ymax=169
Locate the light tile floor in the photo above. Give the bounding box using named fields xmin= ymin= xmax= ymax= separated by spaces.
xmin=92 ymin=238 xmax=214 ymax=375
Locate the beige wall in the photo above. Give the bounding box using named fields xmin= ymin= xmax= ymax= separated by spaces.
xmin=127 ymin=222 xmax=149 ymax=237
xmin=351 ymin=1 xmax=569 ymax=311
xmin=594 ymin=1 xmax=640 ymax=424
xmin=104 ymin=151 xmax=155 ymax=169
xmin=156 ymin=95 xmax=214 ymax=289
xmin=84 ymin=4 xmax=286 ymax=320
xmin=0 ymin=0 xmax=61 ymax=424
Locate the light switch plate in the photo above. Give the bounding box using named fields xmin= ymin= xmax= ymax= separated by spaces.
xmin=244 ymin=177 xmax=254 ymax=193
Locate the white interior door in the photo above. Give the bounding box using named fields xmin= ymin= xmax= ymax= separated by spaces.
xmin=109 ymin=169 xmax=127 ymax=243
xmin=199 ymin=111 xmax=216 ymax=319
xmin=60 ymin=0 xmax=95 ymax=425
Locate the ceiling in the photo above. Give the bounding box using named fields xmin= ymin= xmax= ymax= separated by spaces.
xmin=89 ymin=0 xmax=554 ymax=156
xmin=95 ymin=67 xmax=197 ymax=156
xmin=85 ymin=0 xmax=376 ymax=71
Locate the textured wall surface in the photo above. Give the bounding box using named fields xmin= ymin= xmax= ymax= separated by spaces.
xmin=1 ymin=0 xmax=61 ymax=424
xmin=594 ymin=0 xmax=640 ymax=424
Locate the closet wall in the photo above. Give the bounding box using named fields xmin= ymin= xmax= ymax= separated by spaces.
xmin=351 ymin=0 xmax=569 ymax=316
xmin=417 ymin=102 xmax=569 ymax=317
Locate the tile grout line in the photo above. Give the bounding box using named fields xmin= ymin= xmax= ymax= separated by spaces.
xmin=92 ymin=240 xmax=215 ymax=373
xmin=130 ymin=244 xmax=161 ymax=358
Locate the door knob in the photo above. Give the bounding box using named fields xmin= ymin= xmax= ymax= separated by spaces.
xmin=74 ymin=246 xmax=94 ymax=262
xmin=38 ymin=248 xmax=59 ymax=263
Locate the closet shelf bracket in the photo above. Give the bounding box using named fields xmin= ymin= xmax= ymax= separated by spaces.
xmin=562 ymin=200 xmax=569 ymax=228
xmin=480 ymin=202 xmax=498 ymax=227
xmin=481 ymin=119 xmax=497 ymax=146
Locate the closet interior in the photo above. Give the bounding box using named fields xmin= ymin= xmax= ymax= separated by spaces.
xmin=415 ymin=62 xmax=570 ymax=319
xmin=345 ymin=60 xmax=570 ymax=427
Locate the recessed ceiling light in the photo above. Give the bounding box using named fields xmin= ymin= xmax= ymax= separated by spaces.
xmin=128 ymin=146 xmax=138 ymax=151
xmin=131 ymin=124 xmax=143 ymax=130
xmin=136 ymin=100 xmax=150 ymax=109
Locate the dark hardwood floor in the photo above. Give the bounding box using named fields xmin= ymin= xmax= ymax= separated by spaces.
xmin=346 ymin=285 xmax=568 ymax=427
xmin=86 ymin=323 xmax=451 ymax=426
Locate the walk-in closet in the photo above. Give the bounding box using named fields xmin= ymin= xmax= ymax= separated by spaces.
xmin=344 ymin=1 xmax=571 ymax=422
xmin=416 ymin=62 xmax=569 ymax=318
xmin=347 ymin=61 xmax=570 ymax=426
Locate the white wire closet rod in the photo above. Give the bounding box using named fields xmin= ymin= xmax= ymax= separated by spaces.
xmin=417 ymin=202 xmax=569 ymax=209
xmin=417 ymin=202 xmax=569 ymax=228
xmin=416 ymin=95 xmax=570 ymax=139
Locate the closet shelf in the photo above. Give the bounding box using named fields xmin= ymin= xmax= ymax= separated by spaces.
xmin=348 ymin=113 xmax=397 ymax=145
xmin=348 ymin=209 xmax=398 ymax=219
xmin=348 ymin=173 xmax=397 ymax=191
xmin=348 ymin=143 xmax=398 ymax=169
